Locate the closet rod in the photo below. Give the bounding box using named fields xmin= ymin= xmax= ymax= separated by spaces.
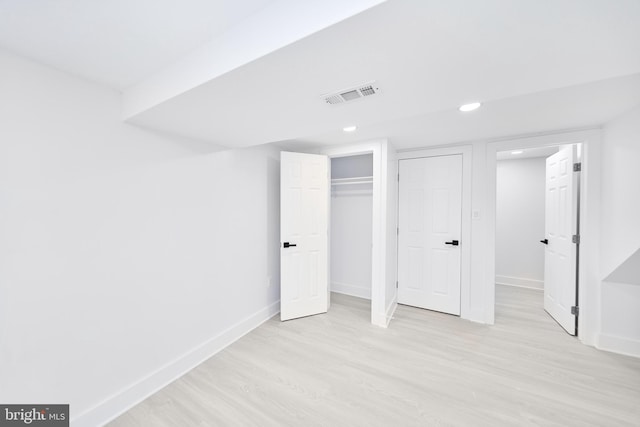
xmin=331 ymin=176 xmax=373 ymax=186
xmin=332 ymin=189 xmax=373 ymax=197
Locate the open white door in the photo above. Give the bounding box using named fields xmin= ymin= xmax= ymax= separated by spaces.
xmin=280 ymin=152 xmax=329 ymax=321
xmin=397 ymin=155 xmax=462 ymax=315
xmin=543 ymin=145 xmax=578 ymax=335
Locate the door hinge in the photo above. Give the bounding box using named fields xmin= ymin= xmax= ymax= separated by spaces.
xmin=396 ymin=281 xmax=398 ymax=289
xmin=573 ymin=162 xmax=582 ymax=172
xmin=571 ymin=306 xmax=579 ymax=316
xmin=572 ymin=234 xmax=580 ymax=244
xmin=397 ymin=173 xmax=400 ymax=182
xmin=397 ymin=227 xmax=399 ymax=235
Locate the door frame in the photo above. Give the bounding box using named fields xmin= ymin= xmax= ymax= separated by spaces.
xmin=320 ymin=139 xmax=391 ymax=327
xmin=485 ymin=128 xmax=601 ymax=344
xmin=397 ymin=145 xmax=473 ymax=320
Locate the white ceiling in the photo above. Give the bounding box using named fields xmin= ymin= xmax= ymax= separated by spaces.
xmin=289 ymin=72 xmax=640 ymax=151
xmin=126 ymin=0 xmax=640 ymax=150
xmin=496 ymin=146 xmax=559 ymax=161
xmin=1 ymin=0 xmax=640 ymax=150
xmin=0 ymin=0 xmax=275 ymax=89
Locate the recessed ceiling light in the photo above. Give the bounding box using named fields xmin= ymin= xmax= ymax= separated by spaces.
xmin=511 ymin=150 xmax=524 ymax=155
xmin=343 ymin=125 xmax=357 ymax=132
xmin=459 ymin=102 xmax=481 ymax=112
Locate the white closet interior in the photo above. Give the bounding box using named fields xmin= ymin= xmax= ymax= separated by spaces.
xmin=330 ymin=154 xmax=373 ymax=300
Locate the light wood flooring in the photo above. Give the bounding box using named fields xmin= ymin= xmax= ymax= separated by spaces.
xmin=109 ymin=285 xmax=640 ymax=426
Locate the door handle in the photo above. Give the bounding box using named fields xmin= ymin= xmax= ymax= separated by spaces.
xmin=445 ymin=240 xmax=459 ymax=246
xmin=540 ymin=239 xmax=548 ymax=245
xmin=283 ymin=242 xmax=297 ymax=248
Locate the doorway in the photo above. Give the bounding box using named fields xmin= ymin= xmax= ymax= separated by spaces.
xmin=280 ymin=140 xmax=390 ymax=327
xmin=330 ymin=154 xmax=374 ymax=304
xmin=397 ymin=154 xmax=463 ymax=315
xmin=395 ymin=145 xmax=472 ymax=320
xmin=320 ymin=140 xmax=392 ymax=327
xmin=495 ymin=144 xmax=582 ymax=335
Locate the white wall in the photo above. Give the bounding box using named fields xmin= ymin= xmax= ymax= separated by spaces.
xmin=0 ymin=50 xmax=281 ymax=425
xmin=470 ymin=141 xmax=490 ymax=323
xmin=384 ymin=143 xmax=398 ymax=321
xmin=598 ymin=105 xmax=640 ymax=357
xmin=331 ymin=153 xmax=373 ymax=179
xmin=330 ymin=155 xmax=373 ymax=299
xmin=496 ymin=158 xmax=546 ymax=289
xmin=330 ymin=195 xmax=373 ymax=298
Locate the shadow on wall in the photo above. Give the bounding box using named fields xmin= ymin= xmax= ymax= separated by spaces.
xmin=267 ymin=154 xmax=281 ymax=301
xmin=604 ymin=247 xmax=640 ymax=286
xmin=133 ymin=124 xmax=227 ymax=155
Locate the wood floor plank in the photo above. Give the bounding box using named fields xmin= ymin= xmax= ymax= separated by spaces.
xmin=109 ymin=286 xmax=640 ymax=426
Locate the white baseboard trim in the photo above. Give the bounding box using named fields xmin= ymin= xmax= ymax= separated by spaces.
xmin=72 ymin=301 xmax=280 ymax=427
xmin=372 ymin=291 xmax=398 ymax=328
xmin=384 ymin=293 xmax=398 ymax=327
xmin=331 ymin=281 xmax=371 ymax=300
xmin=371 ymin=311 xmax=386 ymax=328
xmin=596 ymin=333 xmax=640 ymax=359
xmin=496 ymin=275 xmax=544 ymax=290
xmin=464 ymin=307 xmax=490 ymax=325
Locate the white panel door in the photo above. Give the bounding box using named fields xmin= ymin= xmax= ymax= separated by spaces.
xmin=280 ymin=151 xmax=329 ymax=321
xmin=543 ymin=146 xmax=578 ymax=335
xmin=398 ymin=155 xmax=462 ymax=315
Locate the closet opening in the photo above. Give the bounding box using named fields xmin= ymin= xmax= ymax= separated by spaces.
xmin=330 ymin=154 xmax=373 ymax=319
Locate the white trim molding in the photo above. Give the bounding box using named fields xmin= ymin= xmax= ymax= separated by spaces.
xmin=385 ymin=294 xmax=398 ymax=327
xmin=331 ymin=281 xmax=371 ymax=300
xmin=597 ymin=333 xmax=640 ymax=359
xmin=496 ymin=276 xmax=544 ymax=290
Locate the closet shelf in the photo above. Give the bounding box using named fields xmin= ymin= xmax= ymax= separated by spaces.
xmin=331 ymin=176 xmax=373 ymax=186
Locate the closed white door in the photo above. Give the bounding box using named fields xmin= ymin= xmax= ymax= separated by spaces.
xmin=280 ymin=152 xmax=329 ymax=321
xmin=543 ymin=146 xmax=578 ymax=335
xmin=398 ymin=155 xmax=463 ymax=315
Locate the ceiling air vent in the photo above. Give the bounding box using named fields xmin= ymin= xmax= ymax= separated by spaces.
xmin=322 ymin=81 xmax=379 ymax=105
